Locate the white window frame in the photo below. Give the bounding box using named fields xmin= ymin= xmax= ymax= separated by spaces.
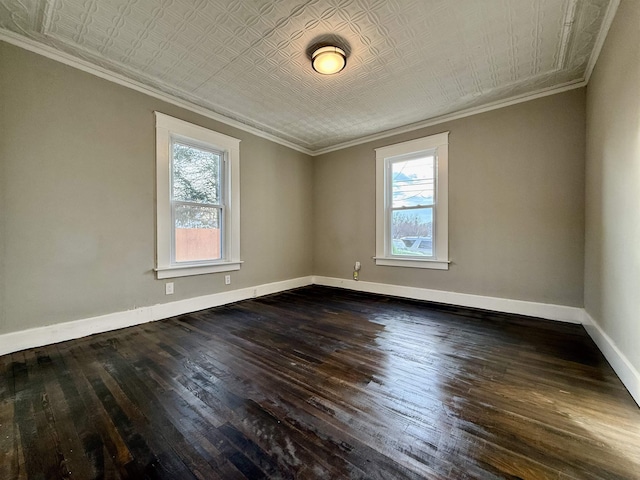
xmin=375 ymin=131 xmax=450 ymax=270
xmin=155 ymin=112 xmax=241 ymax=279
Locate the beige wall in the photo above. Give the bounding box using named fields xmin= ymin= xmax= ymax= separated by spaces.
xmin=314 ymin=90 xmax=586 ymax=307
xmin=0 ymin=42 xmax=314 ymax=334
xmin=585 ymin=1 xmax=640 ymax=372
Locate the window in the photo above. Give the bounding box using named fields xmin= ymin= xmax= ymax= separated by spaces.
xmin=155 ymin=112 xmax=241 ymax=279
xmin=375 ymin=132 xmax=449 ymax=270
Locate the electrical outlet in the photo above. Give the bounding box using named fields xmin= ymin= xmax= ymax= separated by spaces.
xmin=225 ymin=275 xmax=231 ymax=285
xmin=355 ymin=261 xmax=361 ymax=271
xmin=165 ymin=282 xmax=174 ymax=295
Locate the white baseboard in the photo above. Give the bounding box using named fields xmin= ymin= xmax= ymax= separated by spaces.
xmin=312 ymin=276 xmax=584 ymax=324
xmin=152 ymin=276 xmax=312 ymax=320
xmin=4 ymin=275 xmax=638 ymax=409
xmin=0 ymin=276 xmax=580 ymax=358
xmin=0 ymin=276 xmax=313 ymax=357
xmin=582 ymin=311 xmax=640 ymax=407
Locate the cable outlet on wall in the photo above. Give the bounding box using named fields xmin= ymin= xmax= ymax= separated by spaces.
xmin=165 ymin=282 xmax=174 ymax=295
xmin=225 ymin=275 xmax=231 ymax=285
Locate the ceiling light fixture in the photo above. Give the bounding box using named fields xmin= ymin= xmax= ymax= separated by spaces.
xmin=312 ymin=46 xmax=347 ymax=75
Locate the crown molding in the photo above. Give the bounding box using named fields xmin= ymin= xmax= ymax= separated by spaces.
xmin=0 ymin=29 xmax=315 ymax=156
xmin=309 ymin=80 xmax=587 ymax=156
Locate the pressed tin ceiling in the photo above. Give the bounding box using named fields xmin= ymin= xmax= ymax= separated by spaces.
xmin=0 ymin=0 xmax=617 ymax=154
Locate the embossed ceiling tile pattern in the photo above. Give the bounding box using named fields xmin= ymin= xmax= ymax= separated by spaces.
xmin=0 ymin=0 xmax=39 ymax=31
xmin=0 ymin=0 xmax=615 ymax=151
xmin=570 ymin=1 xmax=609 ymax=69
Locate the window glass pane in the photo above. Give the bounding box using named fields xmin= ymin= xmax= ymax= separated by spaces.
xmin=391 ymin=208 xmax=433 ymax=256
xmin=174 ymin=204 xmax=221 ymax=262
xmin=172 ymin=142 xmax=221 ymax=204
xmin=392 ymin=156 xmax=434 ymax=208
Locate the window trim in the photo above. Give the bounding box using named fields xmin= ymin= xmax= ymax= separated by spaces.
xmin=155 ymin=112 xmax=241 ymax=279
xmin=374 ymin=131 xmax=450 ymax=270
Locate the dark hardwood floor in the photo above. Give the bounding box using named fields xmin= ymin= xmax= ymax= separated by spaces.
xmin=1 ymin=286 xmax=639 ymax=479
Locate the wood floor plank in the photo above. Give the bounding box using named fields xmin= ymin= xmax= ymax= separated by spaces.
xmin=138 ymin=323 xmax=368 ymax=478
xmin=46 ymin=346 xmax=124 ymax=479
xmin=78 ymin=341 xmax=202 ymax=480
xmin=37 ymin=347 xmax=96 ymax=480
xmin=111 ymin=333 xmax=266 ymax=479
xmin=2 ymin=286 xmax=640 ymax=479
xmin=63 ymin=345 xmax=135 ymax=478
xmin=0 ymin=352 xmax=24 ymax=480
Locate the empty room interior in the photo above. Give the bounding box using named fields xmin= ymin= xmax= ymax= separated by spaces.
xmin=1 ymin=0 xmax=640 ymax=478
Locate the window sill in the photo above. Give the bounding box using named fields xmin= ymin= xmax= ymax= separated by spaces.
xmin=374 ymin=257 xmax=450 ymax=270
xmin=155 ymin=261 xmax=243 ymax=279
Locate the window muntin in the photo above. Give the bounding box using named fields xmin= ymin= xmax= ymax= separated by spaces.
xmin=155 ymin=112 xmax=241 ymax=279
xmin=375 ymin=132 xmax=449 ymax=270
